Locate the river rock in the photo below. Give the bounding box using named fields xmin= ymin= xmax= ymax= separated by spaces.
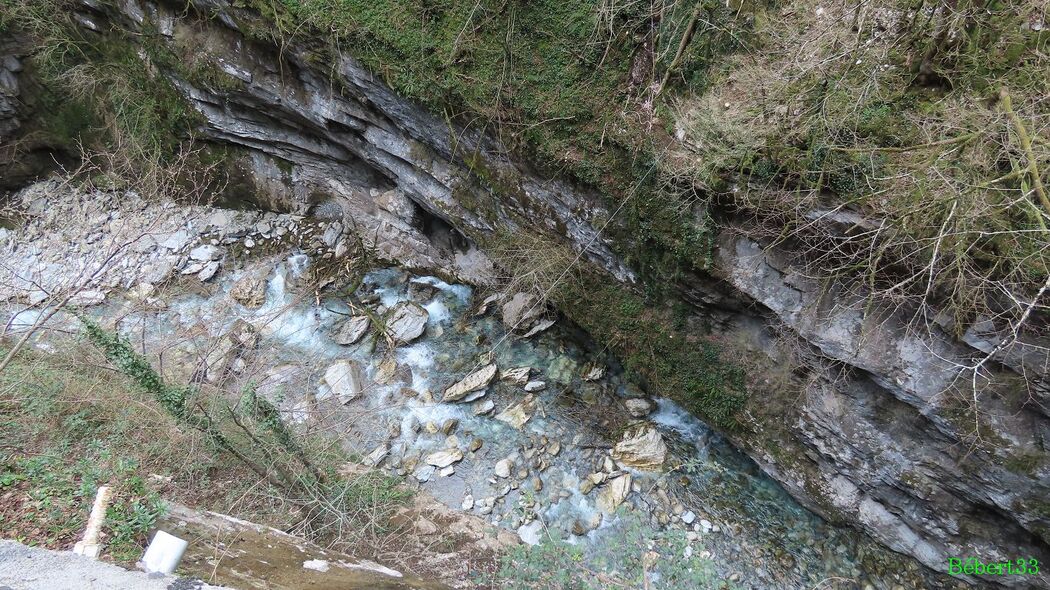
xmin=332 ymin=315 xmax=370 ymax=345
xmin=204 ymin=319 xmax=257 ymax=383
xmin=257 ymin=364 xmax=302 ymax=399
xmin=625 ymin=398 xmax=654 ymax=418
xmin=374 ymin=357 xmax=400 ymax=384
xmin=443 ymin=363 xmax=498 ymax=402
xmin=158 ymin=229 xmax=191 ymax=251
xmin=494 ymin=458 xmax=513 ymax=479
xmin=547 ymin=355 xmax=578 ymax=384
xmin=189 ymin=244 xmax=224 ymax=261
xmin=521 ymin=318 xmax=555 ymax=338
xmin=501 ymin=292 xmax=541 ymax=331
xmin=612 ymin=425 xmax=667 ymax=470
xmin=196 ymin=261 xmax=219 ymax=281
xmin=582 ymin=363 xmax=606 ymax=381
xmin=322 ymin=359 xmax=365 ymax=402
xmin=495 ymin=399 xmax=533 ymax=430
xmin=597 ymin=473 xmax=632 ymax=513
xmin=229 ymin=265 xmax=270 ymax=308
xmin=424 ymin=449 xmax=463 ymax=468
xmin=407 ymin=280 xmax=438 ymax=302
xmin=517 ymin=519 xmax=544 ymax=546
xmin=472 ymin=399 xmax=495 ymax=415
xmin=500 ymin=366 xmax=531 ymax=384
xmin=363 ymin=443 xmax=389 ymax=467
xmin=523 ymin=380 xmax=546 ymax=392
xmin=572 ymin=512 xmax=603 ymax=536
xmin=69 ymin=289 xmax=106 ymax=306
xmin=386 ymin=302 xmax=428 ymax=343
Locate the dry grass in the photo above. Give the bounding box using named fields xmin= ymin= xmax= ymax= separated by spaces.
xmin=664 ymin=0 xmax=1049 ymax=437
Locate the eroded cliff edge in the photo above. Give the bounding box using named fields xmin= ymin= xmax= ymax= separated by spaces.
xmin=2 ymin=1 xmax=1048 ymax=586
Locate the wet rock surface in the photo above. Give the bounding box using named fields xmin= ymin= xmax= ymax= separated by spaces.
xmin=5 ymin=2 xmax=1042 ymax=586
xmin=0 ymin=184 xmax=966 ymax=589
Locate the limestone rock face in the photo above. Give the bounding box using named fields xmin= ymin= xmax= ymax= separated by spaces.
xmin=443 ymin=363 xmax=498 ymax=402
xmin=611 ymin=425 xmax=667 ymax=471
xmin=386 ymin=302 xmax=428 ymax=344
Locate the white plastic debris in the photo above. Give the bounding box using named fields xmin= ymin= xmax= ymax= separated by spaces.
xmin=140 ymin=530 xmax=189 ymax=574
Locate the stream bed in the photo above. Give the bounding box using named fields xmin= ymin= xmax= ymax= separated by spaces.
xmin=70 ymin=253 xmax=937 ymax=589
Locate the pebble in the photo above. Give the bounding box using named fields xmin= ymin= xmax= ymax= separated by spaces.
xmin=495 ymin=458 xmax=513 ymax=478
xmin=441 ymin=418 xmax=459 ymax=434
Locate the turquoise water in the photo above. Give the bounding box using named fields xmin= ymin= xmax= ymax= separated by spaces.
xmin=109 ymin=256 xmax=943 ymax=589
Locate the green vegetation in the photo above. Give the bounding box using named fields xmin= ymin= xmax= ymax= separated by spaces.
xmin=491 ymin=509 xmax=724 ymax=589
xmin=0 ymin=326 xmax=411 ymax=563
xmin=235 ymin=0 xmax=757 ymax=278
xmin=0 ymin=452 xmax=165 ymax=562
xmin=0 ymin=343 xmax=186 ymax=562
xmin=3 ymin=0 xmax=200 ymax=164
xmin=559 ymin=274 xmax=746 ymax=429
xmin=491 ymin=232 xmax=747 ymax=429
xmin=683 ymin=0 xmax=1049 ymax=331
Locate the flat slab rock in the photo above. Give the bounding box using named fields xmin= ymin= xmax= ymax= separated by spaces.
xmin=443 ymin=363 xmax=498 ymax=402
xmin=332 ymin=315 xmax=371 ymax=345
xmin=386 ymin=302 xmax=428 ymax=344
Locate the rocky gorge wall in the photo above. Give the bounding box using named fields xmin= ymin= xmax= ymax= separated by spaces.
xmin=2 ymin=1 xmax=1048 ymax=586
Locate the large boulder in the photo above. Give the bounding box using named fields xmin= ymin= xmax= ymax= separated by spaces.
xmin=611 ymin=425 xmax=667 ymax=470
xmin=322 ymin=360 xmax=365 ymax=403
xmin=386 ymin=302 xmax=428 ymax=344
xmin=442 ymin=363 xmax=498 ymax=402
